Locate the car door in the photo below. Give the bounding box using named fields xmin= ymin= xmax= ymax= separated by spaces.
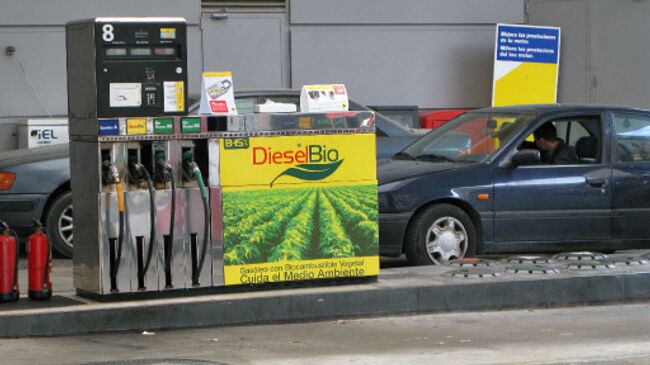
xmin=611 ymin=111 xmax=650 ymax=244
xmin=492 ymin=114 xmax=612 ymax=245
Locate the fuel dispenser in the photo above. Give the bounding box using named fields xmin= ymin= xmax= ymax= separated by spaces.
xmin=67 ymin=17 xmax=380 ymax=298
xmin=67 ymin=18 xmax=192 ymax=295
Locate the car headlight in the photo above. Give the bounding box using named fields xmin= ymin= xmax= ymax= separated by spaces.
xmin=378 ymin=177 xmax=416 ymax=212
xmin=0 ymin=172 xmax=16 ymax=191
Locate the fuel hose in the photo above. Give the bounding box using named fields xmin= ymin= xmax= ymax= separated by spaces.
xmin=182 ymin=151 xmax=209 ymax=286
xmin=110 ymin=168 xmax=126 ymax=291
xmin=192 ymin=168 xmax=209 ymax=286
xmin=155 ymin=154 xmax=175 ymax=286
xmin=166 ymin=168 xmax=176 ymax=286
xmin=130 ymin=162 xmax=157 ymax=287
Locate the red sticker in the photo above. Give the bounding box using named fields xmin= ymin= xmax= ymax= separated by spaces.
xmin=334 ymin=85 xmax=346 ymax=95
xmin=209 ymin=100 xmax=228 ymax=113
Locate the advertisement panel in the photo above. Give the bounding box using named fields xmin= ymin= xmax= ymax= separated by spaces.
xmin=492 ymin=24 xmax=561 ymax=106
xmin=219 ymin=133 xmax=378 ymax=285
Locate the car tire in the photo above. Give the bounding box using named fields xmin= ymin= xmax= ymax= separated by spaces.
xmin=405 ymin=204 xmax=477 ymax=265
xmin=45 ymin=191 xmax=73 ymax=258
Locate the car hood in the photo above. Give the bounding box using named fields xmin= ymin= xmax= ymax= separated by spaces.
xmin=0 ymin=144 xmax=70 ymax=168
xmin=377 ymin=158 xmax=467 ymax=185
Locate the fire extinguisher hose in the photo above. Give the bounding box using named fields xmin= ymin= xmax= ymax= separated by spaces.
xmin=10 ymin=229 xmax=19 ymax=293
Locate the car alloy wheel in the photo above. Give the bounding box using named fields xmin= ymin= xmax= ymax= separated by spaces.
xmin=57 ymin=204 xmax=74 ymax=251
xmin=405 ymin=203 xmax=477 ymax=266
xmin=425 ymin=216 xmax=467 ymax=264
xmin=45 ymin=191 xmax=74 ymax=258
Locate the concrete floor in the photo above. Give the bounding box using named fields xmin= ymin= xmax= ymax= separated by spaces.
xmin=2 ymin=302 xmax=650 ymax=365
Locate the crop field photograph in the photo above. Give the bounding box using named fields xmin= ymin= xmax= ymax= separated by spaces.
xmin=223 ymin=185 xmax=378 ymax=265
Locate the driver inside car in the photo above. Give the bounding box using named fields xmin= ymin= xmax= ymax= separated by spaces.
xmin=533 ymin=122 xmax=578 ymax=164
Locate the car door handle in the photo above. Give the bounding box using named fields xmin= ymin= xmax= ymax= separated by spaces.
xmin=586 ymin=177 xmax=606 ymax=187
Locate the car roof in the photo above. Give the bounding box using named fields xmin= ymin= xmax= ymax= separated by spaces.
xmin=473 ymin=104 xmax=650 ymax=115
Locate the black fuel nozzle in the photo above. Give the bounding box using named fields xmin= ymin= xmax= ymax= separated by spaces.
xmin=102 ymin=160 xmax=120 ymax=185
xmin=154 ymin=151 xmax=173 ymax=183
xmin=128 ymin=158 xmax=147 ymax=184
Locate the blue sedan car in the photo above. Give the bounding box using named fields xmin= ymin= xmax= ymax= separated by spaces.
xmin=378 ymin=105 xmax=650 ymax=265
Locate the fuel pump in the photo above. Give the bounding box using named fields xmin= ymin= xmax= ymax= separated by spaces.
xmin=27 ymin=220 xmax=52 ymax=300
xmin=0 ymin=220 xmax=19 ymax=302
xmin=67 ymin=18 xmax=188 ymax=296
xmin=182 ymin=149 xmax=210 ymax=287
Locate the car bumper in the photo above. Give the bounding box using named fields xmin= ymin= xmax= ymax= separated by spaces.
xmin=378 ymin=211 xmax=411 ymax=256
xmin=0 ymin=193 xmax=49 ymax=237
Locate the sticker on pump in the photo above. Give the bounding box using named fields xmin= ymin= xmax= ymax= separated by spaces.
xmin=163 ymin=81 xmax=185 ymax=112
xmin=109 ymin=83 xmax=142 ymax=108
xmin=126 ymin=118 xmax=147 ymax=135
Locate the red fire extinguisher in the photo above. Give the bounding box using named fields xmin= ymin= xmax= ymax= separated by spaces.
xmin=27 ymin=220 xmax=51 ymax=300
xmin=0 ymin=220 xmax=19 ymax=303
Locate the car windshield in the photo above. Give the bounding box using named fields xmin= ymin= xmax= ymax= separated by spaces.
xmin=398 ymin=110 xmax=538 ymax=163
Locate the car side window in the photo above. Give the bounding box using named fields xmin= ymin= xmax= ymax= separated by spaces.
xmin=521 ymin=117 xmax=601 ymax=165
xmin=614 ymin=112 xmax=650 ymax=162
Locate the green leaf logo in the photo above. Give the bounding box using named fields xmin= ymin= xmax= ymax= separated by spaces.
xmin=270 ymin=160 xmax=343 ymax=187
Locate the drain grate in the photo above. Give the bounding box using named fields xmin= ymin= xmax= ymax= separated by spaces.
xmin=444 ymin=268 xmax=502 ymax=279
xmin=448 ymin=258 xmax=499 ymax=267
xmin=505 ymin=255 xmax=557 ymax=264
xmin=553 ymin=251 xmax=609 ymax=261
xmin=505 ymin=263 xmax=560 ymax=275
xmin=564 ymin=259 xmax=617 ymax=270
xmin=608 ymin=255 xmax=649 ymax=266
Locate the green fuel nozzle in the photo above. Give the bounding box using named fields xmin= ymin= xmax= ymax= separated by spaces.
xmin=182 ymin=150 xmax=207 ymax=199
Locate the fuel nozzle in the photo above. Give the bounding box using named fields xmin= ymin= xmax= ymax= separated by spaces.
xmin=154 ymin=151 xmax=173 ymax=183
xmin=182 ymin=150 xmax=200 ymax=180
xmin=102 ymin=160 xmax=120 ymax=185
xmin=128 ymin=157 xmax=148 ymax=184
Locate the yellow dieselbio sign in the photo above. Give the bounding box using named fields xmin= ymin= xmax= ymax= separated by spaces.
xmin=220 ymin=133 xmax=377 ymax=188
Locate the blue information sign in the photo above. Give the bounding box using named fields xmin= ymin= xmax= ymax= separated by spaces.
xmin=98 ymin=119 xmax=120 ymax=135
xmin=496 ymin=24 xmax=560 ymax=64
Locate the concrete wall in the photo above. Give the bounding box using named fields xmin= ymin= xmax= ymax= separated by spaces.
xmin=527 ymin=0 xmax=650 ymax=108
xmin=289 ymin=0 xmax=525 ymax=108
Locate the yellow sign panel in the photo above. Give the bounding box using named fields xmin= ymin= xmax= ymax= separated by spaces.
xmin=219 ymin=133 xmax=377 ymax=188
xmin=224 ymin=256 xmax=379 ymax=285
xmin=493 ymin=63 xmax=559 ymax=106
xmin=126 ymin=118 xmax=146 ymax=135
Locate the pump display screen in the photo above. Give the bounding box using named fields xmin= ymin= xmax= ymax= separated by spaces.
xmin=105 ymin=48 xmax=128 ymax=56
xmin=104 ymin=46 xmax=178 ymax=59
xmin=129 ymin=47 xmax=152 ymax=56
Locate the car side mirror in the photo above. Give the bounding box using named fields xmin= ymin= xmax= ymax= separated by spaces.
xmin=510 ymin=149 xmax=541 ymax=167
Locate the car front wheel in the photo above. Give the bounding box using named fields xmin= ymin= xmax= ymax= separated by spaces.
xmin=405 ymin=204 xmax=476 ymax=265
xmin=45 ymin=191 xmax=73 ymax=258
